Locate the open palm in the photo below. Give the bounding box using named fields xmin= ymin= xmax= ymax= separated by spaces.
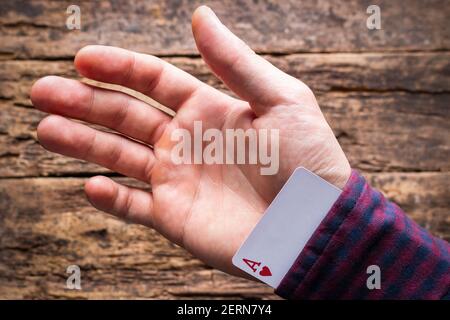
xmin=31 ymin=7 xmax=350 ymax=277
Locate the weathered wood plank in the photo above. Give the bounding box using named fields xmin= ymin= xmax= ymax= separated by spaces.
xmin=2 ymin=53 xmax=449 ymax=108
xmin=1 ymin=86 xmax=448 ymax=177
xmin=0 ymin=53 xmax=448 ymax=176
xmin=1 ymin=0 xmax=449 ymax=59
xmin=0 ymin=172 xmax=448 ymax=299
xmin=0 ymin=177 xmax=276 ymax=299
xmin=322 ymin=92 xmax=450 ymax=172
xmin=270 ymin=53 xmax=450 ymax=93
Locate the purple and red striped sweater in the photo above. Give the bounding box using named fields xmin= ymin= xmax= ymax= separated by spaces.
xmin=275 ymin=170 xmax=450 ymax=299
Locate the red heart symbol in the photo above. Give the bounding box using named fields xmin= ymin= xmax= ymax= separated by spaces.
xmin=259 ymin=266 xmax=272 ymax=277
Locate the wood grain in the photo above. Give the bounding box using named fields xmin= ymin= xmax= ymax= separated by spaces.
xmin=0 ymin=177 xmax=276 ymax=299
xmin=1 ymin=0 xmax=449 ymax=59
xmin=2 ymin=52 xmax=449 ymax=107
xmin=1 ymin=53 xmax=449 ymax=176
xmin=1 ymin=89 xmax=449 ymax=177
xmin=0 ymin=172 xmax=448 ymax=299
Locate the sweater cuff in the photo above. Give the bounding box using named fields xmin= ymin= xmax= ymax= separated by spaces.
xmin=274 ymin=170 xmax=363 ymax=299
xmin=275 ymin=170 xmax=450 ymax=299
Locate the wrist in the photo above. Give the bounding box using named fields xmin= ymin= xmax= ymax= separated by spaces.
xmin=329 ymin=162 xmax=352 ymax=190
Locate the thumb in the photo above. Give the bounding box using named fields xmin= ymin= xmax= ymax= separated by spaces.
xmin=192 ymin=6 xmax=309 ymax=114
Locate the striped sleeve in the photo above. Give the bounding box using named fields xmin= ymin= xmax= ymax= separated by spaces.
xmin=275 ymin=170 xmax=450 ymax=299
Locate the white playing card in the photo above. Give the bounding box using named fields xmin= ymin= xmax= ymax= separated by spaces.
xmin=232 ymin=167 xmax=342 ymax=288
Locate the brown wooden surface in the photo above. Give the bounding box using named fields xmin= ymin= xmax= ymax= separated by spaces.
xmin=0 ymin=0 xmax=449 ymax=299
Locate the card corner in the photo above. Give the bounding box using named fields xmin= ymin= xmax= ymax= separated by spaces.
xmin=231 ymin=254 xmax=240 ymax=267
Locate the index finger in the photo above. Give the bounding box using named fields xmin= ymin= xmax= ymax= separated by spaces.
xmin=74 ymin=45 xmax=233 ymax=112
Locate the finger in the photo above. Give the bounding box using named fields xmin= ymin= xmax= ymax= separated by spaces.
xmin=85 ymin=176 xmax=153 ymax=227
xmin=31 ymin=76 xmax=171 ymax=145
xmin=37 ymin=115 xmax=155 ymax=182
xmin=192 ymin=6 xmax=312 ymax=114
xmin=74 ymin=45 xmax=231 ymax=111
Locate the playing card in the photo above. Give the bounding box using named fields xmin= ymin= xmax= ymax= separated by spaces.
xmin=232 ymin=167 xmax=342 ymax=288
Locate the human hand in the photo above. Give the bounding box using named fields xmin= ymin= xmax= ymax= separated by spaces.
xmin=30 ymin=6 xmax=350 ymax=277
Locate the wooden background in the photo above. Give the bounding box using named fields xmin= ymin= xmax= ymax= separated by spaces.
xmin=0 ymin=0 xmax=449 ymax=299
